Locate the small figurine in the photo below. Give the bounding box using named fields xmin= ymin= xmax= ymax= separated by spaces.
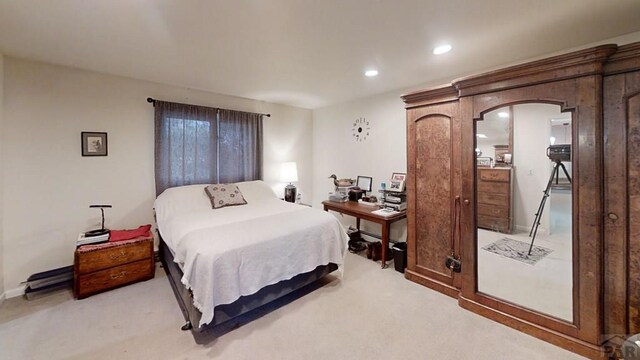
xmin=328 ymin=174 xmax=355 ymax=191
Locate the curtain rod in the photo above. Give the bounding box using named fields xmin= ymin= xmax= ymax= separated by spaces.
xmin=146 ymin=97 xmax=271 ymax=117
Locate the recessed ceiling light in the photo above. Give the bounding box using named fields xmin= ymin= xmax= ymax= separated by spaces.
xmin=365 ymin=70 xmax=378 ymax=77
xmin=433 ymin=44 xmax=452 ymax=55
xmin=498 ymin=112 xmax=510 ymax=118
xmin=476 ymin=134 xmax=487 ymax=138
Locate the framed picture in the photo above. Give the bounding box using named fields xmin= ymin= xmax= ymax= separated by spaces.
xmin=391 ymin=172 xmax=406 ymax=182
xmin=356 ymin=176 xmax=373 ymax=192
xmin=477 ymin=157 xmax=492 ymax=166
xmin=388 ymin=179 xmax=405 ymax=192
xmin=81 ymin=132 xmax=108 ymax=156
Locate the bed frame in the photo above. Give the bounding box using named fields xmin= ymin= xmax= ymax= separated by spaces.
xmin=159 ymin=235 xmax=338 ymax=332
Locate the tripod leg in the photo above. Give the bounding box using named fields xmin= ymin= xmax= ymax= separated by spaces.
xmin=528 ymin=194 xmax=548 ymax=254
xmin=559 ymin=162 xmax=572 ymax=184
xmin=529 ymin=194 xmax=545 ymax=237
xmin=528 ymin=163 xmax=559 ymax=255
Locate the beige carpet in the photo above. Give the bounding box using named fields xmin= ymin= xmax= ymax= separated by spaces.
xmin=0 ymin=253 xmax=585 ymax=360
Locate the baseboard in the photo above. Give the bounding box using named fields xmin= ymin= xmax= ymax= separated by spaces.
xmin=405 ymin=269 xmax=460 ymax=299
xmin=514 ymin=224 xmax=548 ymax=235
xmin=4 ymin=285 xmax=26 ymax=299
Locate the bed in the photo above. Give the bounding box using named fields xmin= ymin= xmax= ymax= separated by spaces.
xmin=154 ymin=180 xmax=348 ymax=331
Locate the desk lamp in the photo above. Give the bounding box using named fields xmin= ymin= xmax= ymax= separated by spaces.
xmin=85 ymin=204 xmax=112 ymax=237
xmin=280 ymin=162 xmax=298 ymax=203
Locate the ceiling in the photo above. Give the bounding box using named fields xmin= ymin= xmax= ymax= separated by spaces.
xmin=1 ymin=1 xmax=639 ymax=109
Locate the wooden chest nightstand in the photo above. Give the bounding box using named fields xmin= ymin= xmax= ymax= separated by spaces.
xmin=477 ymin=167 xmax=513 ymax=234
xmin=74 ymin=236 xmax=154 ymax=299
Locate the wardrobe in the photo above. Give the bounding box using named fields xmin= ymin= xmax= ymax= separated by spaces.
xmin=402 ymin=42 xmax=640 ymax=359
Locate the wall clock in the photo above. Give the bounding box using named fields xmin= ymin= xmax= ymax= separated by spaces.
xmin=352 ymin=117 xmax=370 ymax=142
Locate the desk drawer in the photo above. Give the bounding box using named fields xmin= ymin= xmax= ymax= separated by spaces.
xmin=77 ymin=240 xmax=152 ymax=273
xmin=76 ymin=259 xmax=153 ymax=299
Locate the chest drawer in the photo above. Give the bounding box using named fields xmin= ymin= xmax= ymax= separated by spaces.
xmin=477 ymin=181 xmax=510 ymax=194
xmin=77 ymin=240 xmax=152 ymax=273
xmin=477 ymin=192 xmax=509 ymax=207
xmin=76 ymin=259 xmax=153 ymax=299
xmin=479 ymin=169 xmax=510 ymax=182
xmin=477 ymin=214 xmax=510 ymax=233
xmin=478 ymin=203 xmax=509 ymax=218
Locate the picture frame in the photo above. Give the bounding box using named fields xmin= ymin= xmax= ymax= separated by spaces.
xmin=477 ymin=157 xmax=492 ymax=166
xmin=81 ymin=132 xmax=108 ymax=156
xmin=387 ymin=179 xmax=405 ymax=192
xmin=356 ymin=175 xmax=373 ymax=192
xmin=391 ymin=172 xmax=406 ymax=182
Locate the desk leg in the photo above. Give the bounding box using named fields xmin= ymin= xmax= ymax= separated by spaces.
xmin=381 ymin=222 xmax=389 ymax=269
xmin=356 ymin=218 xmax=360 ymax=231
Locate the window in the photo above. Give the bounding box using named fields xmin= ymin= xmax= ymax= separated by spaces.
xmin=154 ymin=101 xmax=263 ymax=195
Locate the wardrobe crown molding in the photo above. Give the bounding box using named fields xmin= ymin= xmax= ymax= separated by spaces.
xmin=604 ymin=42 xmax=640 ymax=75
xmin=451 ymin=44 xmax=618 ymax=97
xmin=401 ymin=84 xmax=458 ymax=108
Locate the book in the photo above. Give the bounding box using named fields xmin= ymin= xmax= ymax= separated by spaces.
xmin=77 ymin=232 xmax=109 ymax=246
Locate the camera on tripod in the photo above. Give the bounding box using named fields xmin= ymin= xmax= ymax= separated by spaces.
xmin=528 ymin=144 xmax=572 ymax=255
xmin=546 ymin=144 xmax=571 ymax=162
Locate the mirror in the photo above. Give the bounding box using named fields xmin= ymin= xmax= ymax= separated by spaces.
xmin=476 ymin=103 xmax=573 ymax=322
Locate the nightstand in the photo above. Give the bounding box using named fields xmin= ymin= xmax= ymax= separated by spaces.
xmin=74 ymin=236 xmax=154 ymax=299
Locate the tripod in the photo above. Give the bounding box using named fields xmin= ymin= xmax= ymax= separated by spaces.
xmin=527 ymin=160 xmax=571 ymax=255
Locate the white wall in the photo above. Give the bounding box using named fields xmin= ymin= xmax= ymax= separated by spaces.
xmin=312 ymin=90 xmax=407 ymax=241
xmin=0 ymin=53 xmax=4 ymax=299
xmin=1 ymin=57 xmax=312 ymax=293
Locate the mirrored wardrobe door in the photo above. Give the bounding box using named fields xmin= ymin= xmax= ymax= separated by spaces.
xmin=475 ymin=104 xmax=573 ymax=322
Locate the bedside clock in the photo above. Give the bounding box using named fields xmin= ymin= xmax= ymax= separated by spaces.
xmin=352 ymin=117 xmax=370 ymax=142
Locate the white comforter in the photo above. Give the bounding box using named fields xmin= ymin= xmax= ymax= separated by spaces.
xmin=156 ymin=184 xmax=348 ymax=328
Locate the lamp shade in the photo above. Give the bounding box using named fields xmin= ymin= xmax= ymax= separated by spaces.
xmin=280 ymin=162 xmax=298 ymax=183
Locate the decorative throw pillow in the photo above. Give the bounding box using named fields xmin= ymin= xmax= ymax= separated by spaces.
xmin=204 ymin=184 xmax=247 ymax=209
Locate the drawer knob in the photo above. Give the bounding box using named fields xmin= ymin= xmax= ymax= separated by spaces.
xmin=464 ymin=199 xmax=470 ymax=205
xmin=608 ymin=213 xmax=619 ymax=220
xmin=110 ymin=271 xmax=127 ymax=280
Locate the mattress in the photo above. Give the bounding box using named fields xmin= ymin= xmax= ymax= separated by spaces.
xmin=155 ymin=181 xmax=348 ymax=327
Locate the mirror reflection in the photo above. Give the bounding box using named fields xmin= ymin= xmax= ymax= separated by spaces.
xmin=476 ymin=103 xmax=573 ymax=322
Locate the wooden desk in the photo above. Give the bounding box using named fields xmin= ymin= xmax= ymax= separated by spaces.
xmin=322 ymin=200 xmax=407 ymax=268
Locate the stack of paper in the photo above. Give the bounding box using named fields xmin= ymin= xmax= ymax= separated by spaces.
xmin=372 ymin=208 xmax=401 ymax=217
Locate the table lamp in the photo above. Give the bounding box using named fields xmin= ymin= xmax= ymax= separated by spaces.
xmin=85 ymin=204 xmax=112 ymax=237
xmin=280 ymin=162 xmax=298 ymax=203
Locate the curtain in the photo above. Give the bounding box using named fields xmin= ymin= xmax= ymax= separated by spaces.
xmin=154 ymin=101 xmax=263 ymax=195
xmin=218 ymin=109 xmax=263 ymax=183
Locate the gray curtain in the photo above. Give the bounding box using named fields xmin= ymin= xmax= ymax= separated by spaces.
xmin=154 ymin=101 xmax=263 ymax=195
xmin=218 ymin=109 xmax=263 ymax=183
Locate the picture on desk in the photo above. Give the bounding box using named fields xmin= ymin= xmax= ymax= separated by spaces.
xmin=391 ymin=172 xmax=406 ymax=182
xmin=387 ymin=179 xmax=405 ymax=192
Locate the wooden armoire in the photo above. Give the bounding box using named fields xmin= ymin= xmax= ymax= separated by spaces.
xmin=401 ymin=42 xmax=640 ymax=359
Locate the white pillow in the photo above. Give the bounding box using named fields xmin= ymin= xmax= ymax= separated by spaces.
xmin=154 ymin=184 xmax=211 ymax=226
xmin=235 ymin=180 xmax=278 ymax=203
